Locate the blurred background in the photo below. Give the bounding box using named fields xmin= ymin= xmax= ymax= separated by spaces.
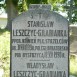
xmin=0 ymin=0 xmax=77 ymax=77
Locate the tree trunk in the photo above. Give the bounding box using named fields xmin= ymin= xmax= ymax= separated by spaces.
xmin=6 ymin=0 xmax=18 ymax=30
xmin=68 ymin=0 xmax=73 ymax=24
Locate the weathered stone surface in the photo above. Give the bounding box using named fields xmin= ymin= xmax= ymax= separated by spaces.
xmin=11 ymin=4 xmax=69 ymax=77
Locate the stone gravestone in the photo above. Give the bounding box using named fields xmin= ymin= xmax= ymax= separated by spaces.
xmin=11 ymin=4 xmax=69 ymax=77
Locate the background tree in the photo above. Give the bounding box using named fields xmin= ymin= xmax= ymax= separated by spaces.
xmin=62 ymin=0 xmax=77 ymax=24
xmin=6 ymin=0 xmax=19 ymax=29
xmin=0 ymin=0 xmax=77 ymax=30
xmin=48 ymin=0 xmax=77 ymax=24
xmin=0 ymin=0 xmax=19 ymax=30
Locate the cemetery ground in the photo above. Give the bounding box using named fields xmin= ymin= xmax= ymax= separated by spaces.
xmin=0 ymin=28 xmax=77 ymax=77
xmin=0 ymin=29 xmax=10 ymax=77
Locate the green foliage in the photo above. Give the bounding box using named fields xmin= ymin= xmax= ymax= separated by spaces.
xmin=26 ymin=0 xmax=48 ymax=8
xmin=0 ymin=0 xmax=3 ymax=1
xmin=63 ymin=0 xmax=77 ymax=23
xmin=18 ymin=0 xmax=48 ymax=12
xmin=74 ymin=0 xmax=77 ymax=4
xmin=71 ymin=0 xmax=77 ymax=23
xmin=0 ymin=0 xmax=77 ymax=24
xmin=0 ymin=29 xmax=10 ymax=77
xmin=48 ymin=0 xmax=65 ymax=11
xmin=0 ymin=4 xmax=3 ymax=9
xmin=0 ymin=0 xmax=6 ymax=9
xmin=18 ymin=0 xmax=27 ymax=13
xmin=72 ymin=10 xmax=77 ymax=23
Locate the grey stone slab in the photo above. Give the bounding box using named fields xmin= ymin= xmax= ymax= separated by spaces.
xmin=11 ymin=4 xmax=69 ymax=77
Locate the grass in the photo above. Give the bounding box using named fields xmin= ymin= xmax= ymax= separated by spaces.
xmin=0 ymin=29 xmax=10 ymax=77
xmin=0 ymin=29 xmax=77 ymax=77
xmin=70 ymin=55 xmax=77 ymax=77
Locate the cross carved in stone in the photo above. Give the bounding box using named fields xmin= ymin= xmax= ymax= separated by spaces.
xmin=38 ymin=12 xmax=42 ymax=19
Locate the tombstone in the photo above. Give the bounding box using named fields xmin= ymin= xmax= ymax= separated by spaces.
xmin=11 ymin=4 xmax=69 ymax=77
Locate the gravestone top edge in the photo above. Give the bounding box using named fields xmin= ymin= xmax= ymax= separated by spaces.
xmin=29 ymin=4 xmax=51 ymax=10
